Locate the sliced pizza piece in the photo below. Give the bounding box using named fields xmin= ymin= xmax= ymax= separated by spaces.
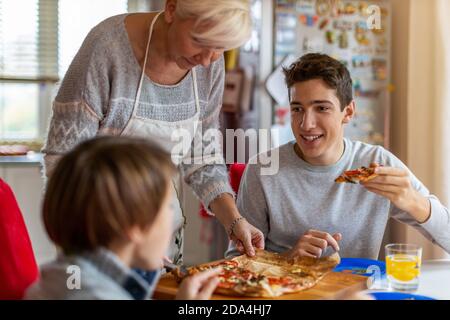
xmin=335 ymin=163 xmax=380 ymax=184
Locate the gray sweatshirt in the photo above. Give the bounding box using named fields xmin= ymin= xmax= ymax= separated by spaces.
xmin=42 ymin=14 xmax=233 ymax=210
xmin=227 ymin=139 xmax=450 ymax=259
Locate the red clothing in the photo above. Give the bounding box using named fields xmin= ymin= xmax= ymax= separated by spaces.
xmin=0 ymin=178 xmax=38 ymax=299
xmin=199 ymin=163 xmax=247 ymax=218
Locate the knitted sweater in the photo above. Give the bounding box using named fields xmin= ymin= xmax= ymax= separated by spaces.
xmin=42 ymin=14 xmax=233 ymax=210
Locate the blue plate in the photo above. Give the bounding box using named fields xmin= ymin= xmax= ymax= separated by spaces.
xmin=370 ymin=292 xmax=435 ymax=300
xmin=334 ymin=258 xmax=386 ymax=276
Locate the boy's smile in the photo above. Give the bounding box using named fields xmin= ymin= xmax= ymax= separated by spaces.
xmin=290 ymin=79 xmax=355 ymax=166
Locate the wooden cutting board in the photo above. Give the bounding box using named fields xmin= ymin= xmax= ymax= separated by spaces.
xmin=153 ymin=271 xmax=368 ymax=300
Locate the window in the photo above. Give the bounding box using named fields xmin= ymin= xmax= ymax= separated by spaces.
xmin=0 ymin=0 xmax=42 ymax=141
xmin=0 ymin=0 xmax=152 ymax=145
xmin=58 ymin=0 xmax=128 ymax=78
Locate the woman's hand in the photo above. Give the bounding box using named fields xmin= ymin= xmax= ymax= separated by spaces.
xmin=175 ymin=268 xmax=222 ymax=300
xmin=210 ymin=193 xmax=265 ymax=257
xmin=231 ymin=218 xmax=265 ymax=257
xmin=285 ymin=229 xmax=342 ymax=259
xmin=361 ymin=166 xmax=431 ymax=223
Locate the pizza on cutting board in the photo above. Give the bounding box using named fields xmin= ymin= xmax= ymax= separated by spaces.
xmin=172 ymin=249 xmax=340 ymax=298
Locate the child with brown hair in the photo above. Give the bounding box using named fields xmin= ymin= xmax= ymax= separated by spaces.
xmin=26 ymin=136 xmax=220 ymax=300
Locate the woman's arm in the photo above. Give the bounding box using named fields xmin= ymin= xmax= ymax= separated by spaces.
xmin=181 ymin=56 xmax=264 ymax=256
xmin=42 ymin=26 xmax=111 ymax=178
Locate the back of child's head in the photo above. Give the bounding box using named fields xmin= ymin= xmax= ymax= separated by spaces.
xmin=283 ymin=53 xmax=353 ymax=110
xmin=43 ymin=136 xmax=176 ymax=255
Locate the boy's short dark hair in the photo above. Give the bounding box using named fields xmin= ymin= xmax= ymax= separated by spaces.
xmin=43 ymin=136 xmax=176 ymax=254
xmin=283 ymin=53 xmax=353 ymax=110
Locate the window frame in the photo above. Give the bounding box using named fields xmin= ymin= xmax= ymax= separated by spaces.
xmin=0 ymin=0 xmax=154 ymax=147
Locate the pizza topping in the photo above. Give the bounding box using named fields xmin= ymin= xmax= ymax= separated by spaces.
xmin=267 ymin=277 xmax=291 ymax=286
xmin=290 ymin=268 xmax=311 ymax=277
xmin=335 ymin=163 xmax=381 ymax=184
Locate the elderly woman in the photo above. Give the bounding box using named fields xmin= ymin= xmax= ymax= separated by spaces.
xmin=42 ymin=0 xmax=264 ymax=268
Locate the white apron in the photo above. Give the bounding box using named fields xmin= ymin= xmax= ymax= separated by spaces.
xmin=121 ymin=11 xmax=201 ymax=265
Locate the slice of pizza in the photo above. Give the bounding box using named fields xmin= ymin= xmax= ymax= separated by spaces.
xmin=172 ymin=259 xmax=278 ymax=297
xmin=335 ymin=163 xmax=380 ymax=184
xmin=245 ymin=249 xmax=340 ymax=281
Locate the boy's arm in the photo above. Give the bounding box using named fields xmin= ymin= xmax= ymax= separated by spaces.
xmin=225 ymin=163 xmax=269 ymax=258
xmin=393 ymin=175 xmax=450 ymax=254
xmin=362 ymin=166 xmax=431 ymax=223
xmin=362 ymin=165 xmax=450 ymax=254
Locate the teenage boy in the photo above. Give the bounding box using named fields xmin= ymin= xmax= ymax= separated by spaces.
xmin=227 ymin=53 xmax=450 ymax=259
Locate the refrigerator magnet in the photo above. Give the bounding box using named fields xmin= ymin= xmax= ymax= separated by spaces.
xmin=316 ymin=0 xmax=331 ymax=16
xmin=325 ymin=30 xmax=336 ymax=44
xmin=319 ymin=18 xmax=329 ymax=30
xmin=339 ymin=31 xmax=349 ymax=49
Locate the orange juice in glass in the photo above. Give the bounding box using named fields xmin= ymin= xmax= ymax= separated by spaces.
xmin=385 ymin=244 xmax=422 ymax=292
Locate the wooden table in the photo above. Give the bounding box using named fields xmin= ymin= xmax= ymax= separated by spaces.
xmin=154 ymin=271 xmax=368 ymax=300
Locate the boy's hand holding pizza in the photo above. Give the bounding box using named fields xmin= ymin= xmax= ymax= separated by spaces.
xmin=361 ymin=166 xmax=431 ymax=223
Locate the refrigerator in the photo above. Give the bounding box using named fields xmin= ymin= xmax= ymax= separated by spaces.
xmin=266 ymin=0 xmax=392 ymax=148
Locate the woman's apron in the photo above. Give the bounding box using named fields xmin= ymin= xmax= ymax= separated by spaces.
xmin=121 ymin=11 xmax=201 ymax=265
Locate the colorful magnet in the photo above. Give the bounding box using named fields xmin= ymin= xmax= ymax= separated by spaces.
xmin=325 ymin=30 xmax=336 ymax=44
xmin=359 ymin=1 xmax=369 ymax=16
xmin=299 ymin=14 xmax=307 ymax=24
xmin=302 ymin=37 xmax=310 ymax=51
xmin=355 ymin=20 xmax=368 ymax=31
xmin=352 ymin=55 xmax=371 ymax=68
xmin=338 ymin=2 xmax=357 ymax=15
xmin=299 ymin=14 xmax=319 ymax=26
xmin=352 ymin=47 xmax=375 ymax=55
xmin=319 ymin=18 xmax=329 ymax=30
xmin=339 ymin=30 xmax=349 ymax=49
xmin=329 ymin=0 xmax=341 ymax=17
xmin=296 ymin=0 xmax=316 ymax=15
xmin=355 ymin=22 xmax=370 ymax=46
xmin=276 ymin=0 xmax=296 ymax=10
xmin=333 ymin=20 xmax=353 ymax=31
xmin=354 ymin=87 xmax=381 ymax=99
xmin=316 ymin=0 xmax=331 ymax=16
xmin=371 ymin=22 xmax=386 ymax=35
xmin=372 ymin=59 xmax=387 ymax=81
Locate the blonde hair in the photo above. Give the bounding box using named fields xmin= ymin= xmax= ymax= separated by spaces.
xmin=43 ymin=136 xmax=176 ymax=254
xmin=175 ymin=0 xmax=252 ymax=50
